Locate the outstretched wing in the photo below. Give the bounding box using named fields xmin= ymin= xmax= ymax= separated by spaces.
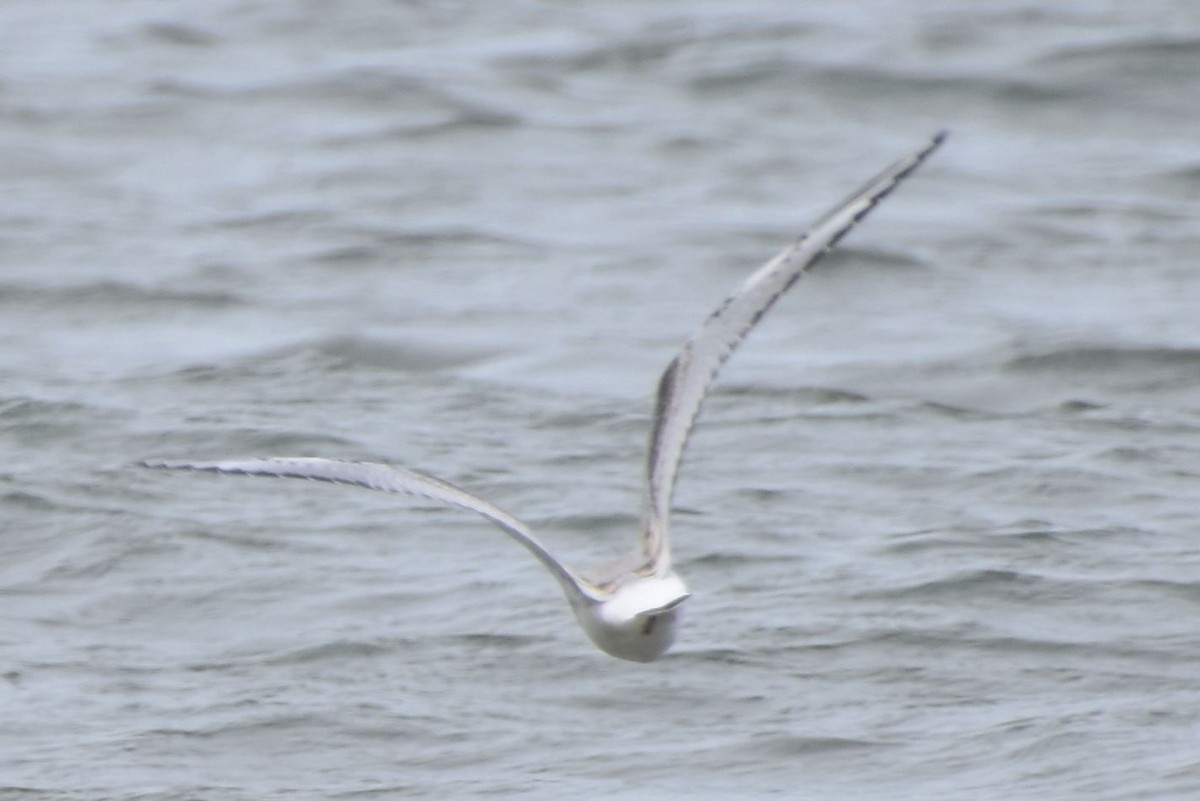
xmin=140 ymin=457 xmax=599 ymax=601
xmin=640 ymin=131 xmax=947 ymax=574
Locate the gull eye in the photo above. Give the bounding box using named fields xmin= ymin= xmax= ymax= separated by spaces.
xmin=642 ymin=616 xmax=657 ymax=635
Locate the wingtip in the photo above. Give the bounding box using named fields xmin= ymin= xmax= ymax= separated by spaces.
xmin=138 ymin=458 xmax=187 ymax=470
xmin=920 ymin=129 xmax=949 ymax=159
xmin=907 ymin=128 xmax=949 ymax=171
xmin=137 ymin=458 xmax=212 ymax=472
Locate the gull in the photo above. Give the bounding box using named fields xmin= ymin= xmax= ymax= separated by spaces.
xmin=142 ymin=131 xmax=946 ymax=662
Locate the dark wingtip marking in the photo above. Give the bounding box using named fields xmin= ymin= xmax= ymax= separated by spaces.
xmin=140 ymin=458 xmax=392 ymax=495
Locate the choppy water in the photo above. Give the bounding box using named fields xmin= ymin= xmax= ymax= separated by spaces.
xmin=4 ymin=1 xmax=1200 ymax=799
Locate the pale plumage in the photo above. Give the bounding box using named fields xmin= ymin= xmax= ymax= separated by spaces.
xmin=142 ymin=131 xmax=946 ymax=662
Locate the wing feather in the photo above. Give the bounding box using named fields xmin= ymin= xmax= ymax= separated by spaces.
xmin=640 ymin=131 xmax=947 ymax=573
xmin=140 ymin=457 xmax=598 ymax=601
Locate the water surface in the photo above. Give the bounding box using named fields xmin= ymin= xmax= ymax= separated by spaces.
xmin=3 ymin=2 xmax=1200 ymax=799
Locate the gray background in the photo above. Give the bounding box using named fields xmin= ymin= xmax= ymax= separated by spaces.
xmin=2 ymin=1 xmax=1199 ymax=799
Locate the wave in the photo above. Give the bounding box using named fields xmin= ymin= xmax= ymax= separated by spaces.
xmin=0 ymin=280 xmax=241 ymax=310
xmin=1006 ymin=345 xmax=1200 ymax=381
xmin=867 ymin=567 xmax=1040 ymax=600
xmin=150 ymin=65 xmax=523 ymax=137
xmin=262 ymin=638 xmax=393 ymax=666
xmin=169 ymin=333 xmax=500 ymax=377
xmin=280 ymin=222 xmax=541 ymax=268
xmin=1034 ymin=35 xmax=1200 ymax=79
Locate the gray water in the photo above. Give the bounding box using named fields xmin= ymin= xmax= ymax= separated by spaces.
xmin=3 ymin=1 xmax=1200 ymax=799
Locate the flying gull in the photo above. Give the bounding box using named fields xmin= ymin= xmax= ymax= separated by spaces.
xmin=143 ymin=131 xmax=946 ymax=662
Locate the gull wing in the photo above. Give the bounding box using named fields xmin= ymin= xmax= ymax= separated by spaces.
xmin=140 ymin=457 xmax=600 ymax=602
xmin=640 ymin=131 xmax=947 ymax=574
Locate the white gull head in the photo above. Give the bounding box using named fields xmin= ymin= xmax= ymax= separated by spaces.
xmin=572 ymin=572 xmax=691 ymax=663
xmin=140 ymin=132 xmax=945 ymax=662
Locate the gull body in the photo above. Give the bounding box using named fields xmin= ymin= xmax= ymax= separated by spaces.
xmin=143 ymin=132 xmax=945 ymax=662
